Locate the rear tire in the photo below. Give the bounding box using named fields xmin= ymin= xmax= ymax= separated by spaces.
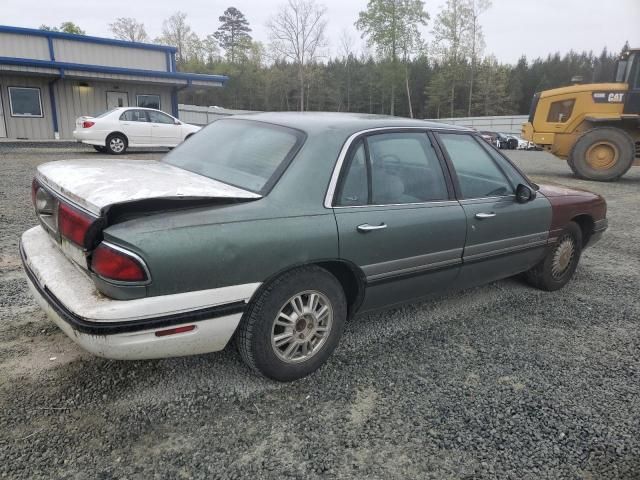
xmin=235 ymin=266 xmax=347 ymax=382
xmin=525 ymin=222 xmax=582 ymax=291
xmin=105 ymin=133 xmax=127 ymax=155
xmin=568 ymin=127 xmax=634 ymax=181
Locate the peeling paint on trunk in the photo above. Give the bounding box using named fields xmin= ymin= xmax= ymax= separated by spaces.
xmin=36 ymin=159 xmax=261 ymax=216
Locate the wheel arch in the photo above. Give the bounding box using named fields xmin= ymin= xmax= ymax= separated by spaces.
xmin=570 ymin=214 xmax=594 ymax=248
xmin=107 ymin=131 xmax=129 ymax=146
xmin=247 ymin=259 xmax=367 ymax=319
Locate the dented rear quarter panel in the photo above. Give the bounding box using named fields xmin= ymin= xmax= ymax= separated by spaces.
xmin=102 ymin=131 xmax=346 ymax=298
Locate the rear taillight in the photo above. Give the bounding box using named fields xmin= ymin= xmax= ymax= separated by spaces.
xmin=58 ymin=202 xmax=95 ymax=248
xmin=82 ymin=121 xmax=95 ymax=128
xmin=91 ymin=243 xmax=148 ymax=283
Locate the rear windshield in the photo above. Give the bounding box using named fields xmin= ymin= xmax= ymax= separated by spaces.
xmin=163 ymin=119 xmax=304 ymax=194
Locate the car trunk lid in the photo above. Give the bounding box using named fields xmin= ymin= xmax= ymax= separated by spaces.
xmin=36 ymin=159 xmax=261 ymax=217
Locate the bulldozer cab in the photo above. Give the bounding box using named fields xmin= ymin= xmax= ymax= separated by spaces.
xmin=616 ymin=49 xmax=640 ymax=114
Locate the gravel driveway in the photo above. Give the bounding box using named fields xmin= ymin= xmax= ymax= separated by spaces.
xmin=0 ymin=144 xmax=638 ymax=479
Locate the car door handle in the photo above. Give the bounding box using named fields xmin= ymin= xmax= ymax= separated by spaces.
xmin=475 ymin=212 xmax=496 ymax=219
xmin=357 ymin=223 xmax=387 ymax=232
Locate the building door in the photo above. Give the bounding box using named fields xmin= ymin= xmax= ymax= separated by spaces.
xmin=0 ymin=94 xmax=6 ymax=138
xmin=106 ymin=91 xmax=129 ymax=110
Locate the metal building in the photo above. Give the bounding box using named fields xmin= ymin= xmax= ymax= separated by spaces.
xmin=0 ymin=25 xmax=227 ymax=140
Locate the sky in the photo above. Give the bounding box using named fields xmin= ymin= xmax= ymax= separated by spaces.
xmin=2 ymin=0 xmax=638 ymax=63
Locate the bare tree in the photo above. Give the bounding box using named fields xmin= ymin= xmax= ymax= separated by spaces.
xmin=109 ymin=17 xmax=149 ymax=42
xmin=157 ymin=12 xmax=199 ymax=64
xmin=339 ymin=29 xmax=355 ymax=111
xmin=267 ymin=0 xmax=328 ymax=111
xmin=431 ymin=0 xmax=472 ymax=117
xmin=464 ymin=0 xmax=491 ymax=116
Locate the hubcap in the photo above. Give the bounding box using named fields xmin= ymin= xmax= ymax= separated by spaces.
xmin=110 ymin=137 xmax=125 ymax=153
xmin=586 ymin=141 xmax=618 ymax=170
xmin=271 ymin=290 xmax=333 ymax=364
xmin=552 ymin=236 xmax=576 ymax=279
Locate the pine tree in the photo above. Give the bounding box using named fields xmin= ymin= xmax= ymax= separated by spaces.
xmin=214 ymin=7 xmax=252 ymax=63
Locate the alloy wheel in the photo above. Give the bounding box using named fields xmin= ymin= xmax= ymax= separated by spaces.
xmin=271 ymin=290 xmax=333 ymax=364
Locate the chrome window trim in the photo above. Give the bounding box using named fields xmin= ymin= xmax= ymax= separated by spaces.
xmin=95 ymin=241 xmax=153 ymax=287
xmin=324 ymin=126 xmax=460 ymax=209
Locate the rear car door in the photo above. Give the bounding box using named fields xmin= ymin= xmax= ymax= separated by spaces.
xmin=147 ymin=110 xmax=181 ymax=146
xmin=435 ymin=132 xmax=552 ymax=288
xmin=119 ymin=109 xmax=152 ymax=146
xmin=331 ymin=130 xmax=467 ymax=312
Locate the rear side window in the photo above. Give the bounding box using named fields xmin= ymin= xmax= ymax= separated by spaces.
xmin=438 ymin=133 xmax=513 ymax=199
xmin=120 ymin=110 xmax=148 ymax=122
xmin=163 ymin=119 xmax=304 ymax=194
xmin=335 ymin=132 xmax=449 ymax=206
xmin=337 ymin=141 xmax=368 ymax=206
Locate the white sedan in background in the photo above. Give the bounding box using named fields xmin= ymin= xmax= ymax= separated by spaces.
xmin=73 ymin=107 xmax=201 ymax=154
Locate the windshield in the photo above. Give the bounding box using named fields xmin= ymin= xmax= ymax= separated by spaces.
xmin=615 ymin=60 xmax=629 ymax=82
xmin=163 ymin=119 xmax=304 ymax=194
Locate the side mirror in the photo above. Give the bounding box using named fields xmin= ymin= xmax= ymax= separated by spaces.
xmin=174 ymin=120 xmax=181 ymax=125
xmin=516 ymin=183 xmax=536 ymax=203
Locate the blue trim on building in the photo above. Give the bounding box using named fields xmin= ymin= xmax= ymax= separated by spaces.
xmin=0 ymin=25 xmax=177 ymax=53
xmin=47 ymin=36 xmax=55 ymax=60
xmin=171 ymin=88 xmax=179 ymax=117
xmin=48 ymin=79 xmax=59 ymax=136
xmin=0 ymin=56 xmax=228 ymax=85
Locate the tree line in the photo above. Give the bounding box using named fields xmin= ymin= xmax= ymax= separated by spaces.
xmin=43 ymin=0 xmax=628 ymax=119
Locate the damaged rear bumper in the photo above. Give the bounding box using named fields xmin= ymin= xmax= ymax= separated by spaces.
xmin=20 ymin=226 xmax=260 ymax=360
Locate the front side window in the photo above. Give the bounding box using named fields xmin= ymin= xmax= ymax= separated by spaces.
xmin=137 ymin=94 xmax=160 ymax=109
xmin=147 ymin=110 xmax=175 ymax=124
xmin=120 ymin=110 xmax=148 ymax=122
xmin=546 ymin=99 xmax=575 ymax=123
xmin=438 ymin=133 xmax=513 ymax=199
xmin=163 ymin=119 xmax=303 ymax=194
xmin=8 ymin=87 xmax=43 ymax=117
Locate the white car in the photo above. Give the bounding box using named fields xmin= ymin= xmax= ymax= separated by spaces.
xmin=73 ymin=107 xmax=201 ymax=154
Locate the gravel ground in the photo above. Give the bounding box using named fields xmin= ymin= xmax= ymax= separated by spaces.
xmin=0 ymin=144 xmax=639 ymax=479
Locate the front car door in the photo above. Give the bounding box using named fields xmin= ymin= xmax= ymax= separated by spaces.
xmin=119 ymin=109 xmax=152 ymax=146
xmin=147 ymin=110 xmax=181 ymax=146
xmin=435 ymin=132 xmax=552 ymax=288
xmin=330 ymin=130 xmax=467 ymax=313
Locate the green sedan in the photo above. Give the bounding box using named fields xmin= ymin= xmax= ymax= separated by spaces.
xmin=21 ymin=113 xmax=608 ymax=381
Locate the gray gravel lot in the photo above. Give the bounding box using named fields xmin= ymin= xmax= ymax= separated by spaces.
xmin=0 ymin=143 xmax=639 ymax=479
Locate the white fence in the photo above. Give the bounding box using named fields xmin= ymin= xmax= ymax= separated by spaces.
xmin=177 ymin=104 xmax=258 ymax=126
xmin=426 ymin=115 xmax=528 ymax=134
xmin=178 ymin=105 xmax=528 ymax=135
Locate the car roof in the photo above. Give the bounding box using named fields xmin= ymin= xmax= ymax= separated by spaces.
xmin=226 ymin=111 xmax=471 ymax=136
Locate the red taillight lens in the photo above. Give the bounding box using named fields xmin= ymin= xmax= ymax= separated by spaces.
xmin=58 ymin=202 xmax=94 ymax=248
xmin=82 ymin=121 xmax=95 ymax=128
xmin=91 ymin=243 xmax=147 ymax=282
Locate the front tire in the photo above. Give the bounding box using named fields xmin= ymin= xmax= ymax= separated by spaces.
xmin=568 ymin=127 xmax=634 ymax=181
xmin=235 ymin=266 xmax=347 ymax=381
xmin=525 ymin=222 xmax=582 ymax=291
xmin=105 ymin=133 xmax=127 ymax=155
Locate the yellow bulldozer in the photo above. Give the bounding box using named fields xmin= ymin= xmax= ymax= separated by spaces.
xmin=522 ymin=48 xmax=640 ymax=181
